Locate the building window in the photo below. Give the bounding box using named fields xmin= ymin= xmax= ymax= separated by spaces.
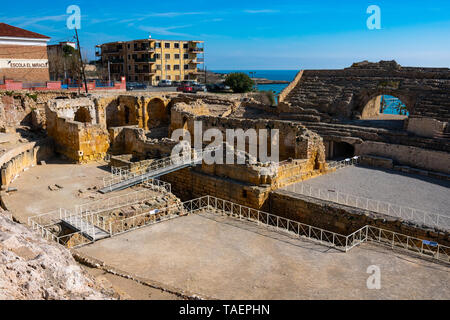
xmin=155 ymin=53 xmax=161 ymax=59
xmin=156 ymin=64 xmax=162 ymax=70
xmin=175 ymin=75 xmax=181 ymax=80
xmin=156 ymin=42 xmax=161 ymax=48
xmin=174 ymin=65 xmax=180 ymax=70
xmin=166 ymin=75 xmax=171 ymax=80
xmin=135 ymin=76 xmax=138 ymax=81
xmin=132 ymin=54 xmax=137 ymax=60
xmin=175 ymin=54 xmax=180 ymax=59
xmin=166 ymin=65 xmax=171 ymax=70
xmin=184 ymin=75 xmax=189 ymax=80
xmin=165 ymin=54 xmax=170 ymax=59
xmin=156 ymin=76 xmax=160 ymax=81
xmin=127 ymin=44 xmax=130 ymax=49
xmin=183 ymin=54 xmax=189 ymax=59
xmin=184 ymin=65 xmax=189 ymax=70
xmin=174 ymin=43 xmax=180 ymax=49
xmin=128 ymin=65 xmax=131 ymax=71
xmin=183 ymin=43 xmax=188 ymax=49
xmin=165 ymin=43 xmax=171 ymax=48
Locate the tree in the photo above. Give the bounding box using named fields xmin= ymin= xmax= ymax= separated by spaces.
xmin=48 ymin=45 xmax=81 ymax=82
xmin=224 ymin=73 xmax=254 ymax=93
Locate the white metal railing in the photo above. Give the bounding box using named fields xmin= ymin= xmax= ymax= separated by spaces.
xmin=103 ymin=147 xmax=224 ymax=188
xmin=104 ymin=150 xmax=198 ymax=188
xmin=283 ymin=183 xmax=450 ymax=231
xmin=29 ymin=194 xmax=450 ymax=263
xmin=327 ymin=156 xmax=361 ymax=170
xmin=202 ymin=196 xmax=449 ymax=264
xmin=29 ymin=179 xmax=174 ymax=245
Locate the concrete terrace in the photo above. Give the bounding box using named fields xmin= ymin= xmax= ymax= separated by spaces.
xmin=78 ymin=212 xmax=450 ymax=300
xmin=289 ymin=166 xmax=450 ymax=217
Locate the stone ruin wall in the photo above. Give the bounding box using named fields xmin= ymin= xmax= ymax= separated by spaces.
xmin=45 ymin=99 xmax=109 ymax=163
xmin=170 ymin=103 xmax=327 ymax=165
xmin=0 ymin=140 xmax=54 ymax=190
xmin=151 ymin=102 xmax=330 ymax=209
xmin=109 ymin=126 xmax=177 ymax=159
xmin=0 ymin=91 xmax=77 ymax=132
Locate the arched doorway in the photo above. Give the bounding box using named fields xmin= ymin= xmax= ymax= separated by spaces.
xmin=74 ymin=107 xmax=92 ymax=123
xmin=325 ymin=141 xmax=355 ymax=160
xmin=359 ymin=93 xmax=410 ymax=129
xmin=147 ymin=98 xmax=168 ymax=129
xmin=124 ymin=106 xmax=131 ymax=124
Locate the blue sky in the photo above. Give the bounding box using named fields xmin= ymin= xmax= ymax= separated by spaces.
xmin=1 ymin=0 xmax=449 ymax=69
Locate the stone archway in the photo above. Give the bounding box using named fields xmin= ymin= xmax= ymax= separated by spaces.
xmin=355 ymin=89 xmax=415 ymax=120
xmin=147 ymin=98 xmax=168 ymax=129
xmin=74 ymin=107 xmax=93 ymax=123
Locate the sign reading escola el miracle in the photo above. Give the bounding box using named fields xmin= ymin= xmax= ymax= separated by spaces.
xmin=0 ymin=59 xmax=49 ymax=68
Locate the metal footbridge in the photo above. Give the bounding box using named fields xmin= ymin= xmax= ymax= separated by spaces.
xmin=61 ymin=215 xmax=110 ymax=241
xmin=100 ymin=149 xmax=212 ymax=194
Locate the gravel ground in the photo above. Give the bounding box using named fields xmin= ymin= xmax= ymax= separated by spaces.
xmin=286 ymin=166 xmax=450 ymax=216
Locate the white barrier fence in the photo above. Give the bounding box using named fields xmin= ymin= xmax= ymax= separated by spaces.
xmin=103 ymin=147 xmax=227 ymax=188
xmin=327 ymin=156 xmax=361 ymax=169
xmin=28 ymin=180 xmax=173 ymax=246
xmin=283 ymin=183 xmax=450 ymax=231
xmin=29 ymin=194 xmax=450 ymax=264
xmin=104 ymin=153 xmax=193 ymax=188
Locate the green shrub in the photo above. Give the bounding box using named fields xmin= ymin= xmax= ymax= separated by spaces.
xmin=224 ymin=73 xmax=254 ymax=93
xmin=26 ymin=93 xmax=38 ymax=102
xmin=262 ymin=90 xmax=276 ymax=106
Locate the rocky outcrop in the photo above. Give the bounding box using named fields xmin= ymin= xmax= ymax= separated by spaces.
xmin=0 ymin=213 xmax=115 ymax=300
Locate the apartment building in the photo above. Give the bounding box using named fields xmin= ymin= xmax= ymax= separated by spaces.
xmin=96 ymin=38 xmax=204 ymax=85
xmin=0 ymin=23 xmax=50 ymax=83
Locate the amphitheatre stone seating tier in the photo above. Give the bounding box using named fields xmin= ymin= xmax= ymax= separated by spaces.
xmin=283 ymin=60 xmax=450 ymax=123
xmin=298 ymin=122 xmax=450 ymax=153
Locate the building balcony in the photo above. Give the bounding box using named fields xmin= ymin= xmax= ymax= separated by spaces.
xmin=134 ymin=47 xmax=155 ymax=53
xmin=189 ymin=47 xmax=204 ymax=53
xmin=190 ymin=58 xmax=204 ymax=64
xmin=134 ymin=69 xmax=156 ymax=74
xmin=109 ymin=58 xmax=124 ymax=64
xmin=102 ymin=49 xmax=122 ymax=54
xmin=134 ymin=57 xmax=157 ymax=63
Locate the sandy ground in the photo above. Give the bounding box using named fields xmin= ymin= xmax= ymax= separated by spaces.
xmin=81 ymin=266 xmax=181 ymax=300
xmin=287 ymin=166 xmax=450 ymax=217
xmin=79 ymin=212 xmax=450 ymax=300
xmin=3 ymin=157 xmax=153 ymax=224
xmin=3 ymin=157 xmax=184 ymax=300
